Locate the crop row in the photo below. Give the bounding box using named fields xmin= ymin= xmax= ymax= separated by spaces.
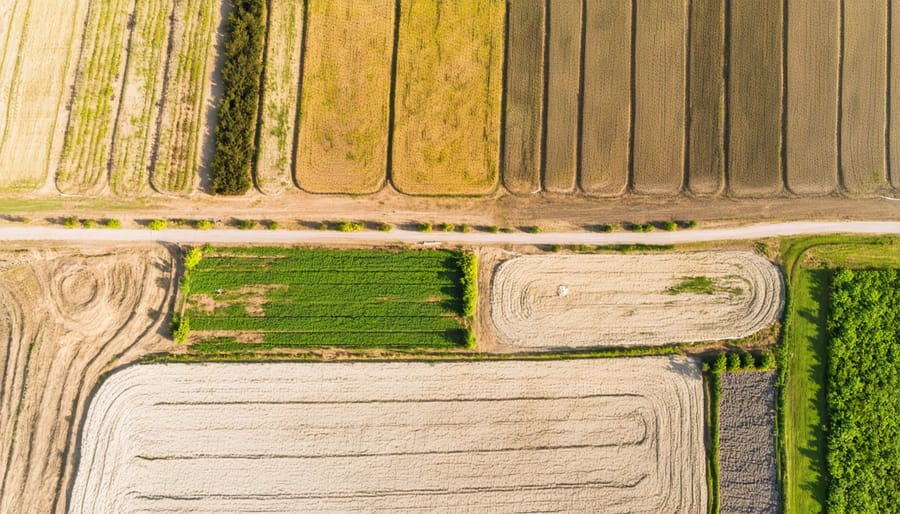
xmin=195 ymin=300 xmax=455 ymax=319
xmin=190 ymin=331 xmax=464 ymax=352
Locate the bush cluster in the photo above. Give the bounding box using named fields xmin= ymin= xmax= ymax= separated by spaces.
xmin=630 ymin=223 xmax=654 ymax=232
xmin=418 ymin=222 xmax=432 ymax=233
xmin=336 ymin=220 xmax=363 ymax=232
xmin=210 ymin=0 xmax=266 ymax=195
xmin=148 ymin=219 xmax=168 ymax=231
xmin=707 ymin=349 xmax=776 ymax=373
xmin=458 ymin=252 xmax=478 ymax=318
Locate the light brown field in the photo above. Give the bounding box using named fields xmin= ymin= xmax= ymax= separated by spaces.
xmin=490 ymin=252 xmax=783 ymax=349
xmin=632 ymin=0 xmax=686 ymax=195
xmin=542 ymin=0 xmax=581 ymax=193
xmin=502 ymin=0 xmax=544 ymax=195
xmin=893 ymin=0 xmax=900 ymax=190
xmin=392 ymin=0 xmax=504 ymax=195
xmin=0 ymin=0 xmax=88 ymax=192
xmin=580 ymin=0 xmax=630 ymax=196
xmin=687 ymin=0 xmax=725 ymax=196
xmin=785 ymin=0 xmax=839 ymax=195
xmin=69 ymin=358 xmax=707 ymax=513
xmin=255 ymin=0 xmax=304 ymax=195
xmin=840 ymin=1 xmax=887 ymax=194
xmin=728 ymin=0 xmax=783 ymax=196
xmin=297 ymin=0 xmax=393 ymax=194
xmin=0 ymin=244 xmax=174 ymax=514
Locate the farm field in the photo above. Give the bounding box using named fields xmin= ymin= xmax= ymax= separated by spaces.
xmin=785 ymin=0 xmax=839 ymax=195
xmin=296 ymin=1 xmax=393 ymax=194
xmin=69 ymin=357 xmax=707 ymax=513
xmin=840 ymin=2 xmax=887 ymax=194
xmin=687 ymin=0 xmax=724 ymax=195
xmin=0 ymin=244 xmax=174 ymax=514
xmin=489 ymin=252 xmax=783 ymax=349
xmin=501 ymin=0 xmax=544 ymax=195
xmin=579 ymin=0 xmax=630 ymax=196
xmin=719 ymin=371 xmax=780 ymax=513
xmin=632 ymin=0 xmax=686 ymax=195
xmin=391 ymin=0 xmax=504 ymax=195
xmin=183 ymin=247 xmax=473 ymax=351
xmin=893 ymin=0 xmax=900 ymax=190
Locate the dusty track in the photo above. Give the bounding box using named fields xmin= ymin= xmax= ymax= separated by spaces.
xmin=69 ymin=357 xmax=706 ymax=513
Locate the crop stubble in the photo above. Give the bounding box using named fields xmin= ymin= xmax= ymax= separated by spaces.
xmin=687 ymin=0 xmax=724 ymax=195
xmin=632 ymin=0 xmax=687 ymax=195
xmin=502 ymin=0 xmax=544 ymax=194
xmin=69 ymin=358 xmax=707 ymax=513
xmin=297 ymin=0 xmax=393 ymax=194
xmin=840 ymin=1 xmax=887 ymax=194
xmin=579 ymin=0 xmax=630 ymax=196
xmin=893 ymin=0 xmax=900 ymax=190
xmin=785 ymin=0 xmax=839 ymax=195
xmin=392 ymin=0 xmax=503 ymax=195
xmin=728 ymin=0 xmax=783 ymax=196
xmin=490 ymin=252 xmax=783 ymax=348
xmin=542 ymin=0 xmax=581 ymax=193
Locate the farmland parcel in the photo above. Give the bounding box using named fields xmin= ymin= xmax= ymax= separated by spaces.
xmin=687 ymin=0 xmax=724 ymax=195
xmin=69 ymin=358 xmax=707 ymax=513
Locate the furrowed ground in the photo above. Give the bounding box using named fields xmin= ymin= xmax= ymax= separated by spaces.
xmin=687 ymin=0 xmax=724 ymax=195
xmin=183 ymin=247 xmax=473 ymax=352
xmin=296 ymin=0 xmax=393 ymax=194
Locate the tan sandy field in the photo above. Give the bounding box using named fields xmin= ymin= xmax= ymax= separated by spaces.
xmin=0 ymin=244 xmax=174 ymax=513
xmin=69 ymin=357 xmax=706 ymax=513
xmin=490 ymin=252 xmax=783 ymax=349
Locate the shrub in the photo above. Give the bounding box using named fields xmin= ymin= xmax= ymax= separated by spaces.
xmin=148 ymin=219 xmax=168 ymax=231
xmin=663 ymin=221 xmax=677 ymax=231
xmin=439 ymin=222 xmax=455 ymax=232
xmin=195 ymin=219 xmax=214 ymax=230
xmin=757 ymin=351 xmax=776 ymax=370
xmin=417 ymin=222 xmax=432 ymax=233
xmin=549 ymin=244 xmax=562 ymax=253
xmin=500 ymin=227 xmax=515 ymax=233
xmin=238 ymin=219 xmax=256 ymax=230
xmin=336 ymin=220 xmax=363 ymax=232
xmin=726 ymin=352 xmax=741 ymax=371
xmin=711 ymin=352 xmax=727 ymax=373
xmin=630 ymin=223 xmax=654 ymax=233
xmin=687 ymin=219 xmax=698 ymax=229
xmin=739 ymin=350 xmax=755 ymax=370
xmin=528 ymin=225 xmax=541 ymax=234
xmin=266 ymin=220 xmax=279 ymax=230
xmin=317 ymin=222 xmax=328 ymax=231
xmin=171 ymin=313 xmax=190 ymax=344
xmin=458 ymin=252 xmax=478 ymax=318
xmin=82 ymin=219 xmax=98 ymax=229
xmin=378 ymin=223 xmax=392 ymax=232
xmin=465 ymin=328 xmax=476 ymax=349
xmin=487 ymin=225 xmax=499 ymax=233
xmin=460 ymin=224 xmax=472 ymax=233
xmin=184 ymin=247 xmax=203 ymax=270
xmin=210 ymin=0 xmax=267 ymax=195
xmin=63 ymin=216 xmax=79 ymax=228
xmin=598 ymin=224 xmax=614 ymax=233
xmin=105 ymin=218 xmax=122 ymax=229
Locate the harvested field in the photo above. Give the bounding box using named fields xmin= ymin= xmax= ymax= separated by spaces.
xmin=296 ymin=1 xmax=393 ymax=194
xmin=580 ymin=0 xmax=630 ymax=196
xmin=502 ymin=0 xmax=544 ymax=194
xmin=728 ymin=0 xmax=783 ymax=196
xmin=150 ymin=0 xmax=218 ymax=194
xmin=256 ymin=0 xmax=304 ymax=195
xmin=785 ymin=1 xmax=839 ymax=195
xmin=70 ymin=357 xmax=707 ymax=513
xmin=0 ymin=245 xmax=174 ymax=513
xmin=632 ymin=0 xmax=686 ymax=195
xmin=542 ymin=0 xmax=581 ymax=193
xmin=392 ymin=0 xmax=504 ymax=195
xmin=56 ymin=0 xmax=135 ymax=195
xmin=840 ymin=1 xmax=887 ymax=194
xmin=893 ymin=0 xmax=900 ymax=190
xmin=0 ymin=0 xmax=88 ymax=191
xmin=719 ymin=371 xmax=780 ymax=513
xmin=109 ymin=0 xmax=173 ymax=196
xmin=490 ymin=251 xmax=783 ymax=348
xmin=687 ymin=0 xmax=725 ymax=196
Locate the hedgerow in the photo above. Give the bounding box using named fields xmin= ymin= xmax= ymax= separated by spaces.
xmin=458 ymin=252 xmax=477 ymax=318
xmin=210 ymin=0 xmax=266 ymax=195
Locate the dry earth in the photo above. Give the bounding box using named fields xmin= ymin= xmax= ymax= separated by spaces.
xmin=0 ymin=244 xmax=175 ymax=513
xmin=69 ymin=357 xmax=706 ymax=513
xmin=719 ymin=371 xmax=780 ymax=514
xmin=490 ymin=252 xmax=783 ymax=349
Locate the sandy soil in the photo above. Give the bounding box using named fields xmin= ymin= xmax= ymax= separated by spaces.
xmin=0 ymin=244 xmax=176 ymax=513
xmin=490 ymin=251 xmax=783 ymax=349
xmin=69 ymin=357 xmax=707 ymax=513
xmin=719 ymin=371 xmax=780 ymax=513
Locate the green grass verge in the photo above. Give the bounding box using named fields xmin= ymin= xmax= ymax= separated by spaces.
xmin=706 ymin=368 xmax=721 ymax=514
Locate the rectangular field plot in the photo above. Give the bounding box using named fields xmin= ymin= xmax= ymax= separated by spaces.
xmin=183 ymin=247 xmax=470 ymax=350
xmin=785 ymin=1 xmax=839 ymax=195
xmin=580 ymin=0 xmax=630 ymax=196
xmin=69 ymin=358 xmax=707 ymax=513
xmin=728 ymin=0 xmax=783 ymax=196
xmin=687 ymin=0 xmax=724 ymax=195
xmin=542 ymin=0 xmax=581 ymax=193
xmin=255 ymin=0 xmax=304 ymax=195
xmin=632 ymin=0 xmax=687 ymax=195
xmin=893 ymin=0 xmax=900 ymax=190
xmin=296 ymin=0 xmax=393 ymax=194
xmin=392 ymin=0 xmax=504 ymax=195
xmin=840 ymin=1 xmax=887 ymax=194
xmin=502 ymin=0 xmax=544 ymax=194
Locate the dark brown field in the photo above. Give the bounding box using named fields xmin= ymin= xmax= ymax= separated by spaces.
xmin=632 ymin=0 xmax=686 ymax=195
xmin=785 ymin=1 xmax=839 ymax=195
xmin=502 ymin=0 xmax=545 ymax=195
xmin=841 ymin=1 xmax=887 ymax=194
xmin=579 ymin=0 xmax=630 ymax=196
xmin=687 ymin=0 xmax=725 ymax=196
xmin=728 ymin=0 xmax=783 ymax=196
xmin=542 ymin=0 xmax=581 ymax=193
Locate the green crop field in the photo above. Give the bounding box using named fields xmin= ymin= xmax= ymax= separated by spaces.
xmin=182 ymin=247 xmax=474 ymax=351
